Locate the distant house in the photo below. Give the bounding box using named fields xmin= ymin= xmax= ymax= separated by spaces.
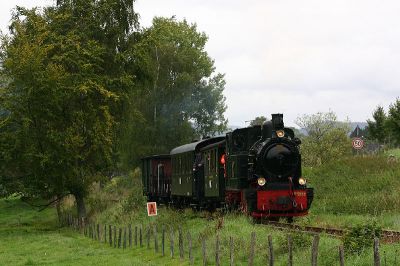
xmin=350 ymin=125 xmax=368 ymax=138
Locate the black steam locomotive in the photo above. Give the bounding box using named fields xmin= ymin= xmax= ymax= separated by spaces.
xmin=141 ymin=114 xmax=313 ymax=219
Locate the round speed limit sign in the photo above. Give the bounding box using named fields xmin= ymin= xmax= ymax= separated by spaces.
xmin=352 ymin=137 xmax=364 ymax=150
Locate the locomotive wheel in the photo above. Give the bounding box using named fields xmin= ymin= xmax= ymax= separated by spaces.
xmin=267 ymin=217 xmax=280 ymax=222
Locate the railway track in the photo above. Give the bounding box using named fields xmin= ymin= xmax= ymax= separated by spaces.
xmin=262 ymin=221 xmax=400 ymax=243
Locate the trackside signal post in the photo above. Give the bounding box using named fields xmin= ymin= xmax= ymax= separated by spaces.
xmin=147 ymin=202 xmax=157 ymax=216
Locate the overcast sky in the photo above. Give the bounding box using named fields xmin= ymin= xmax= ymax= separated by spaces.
xmin=1 ymin=0 xmax=399 ymax=127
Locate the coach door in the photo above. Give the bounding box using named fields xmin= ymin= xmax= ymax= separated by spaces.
xmin=193 ymin=153 xmax=204 ymax=201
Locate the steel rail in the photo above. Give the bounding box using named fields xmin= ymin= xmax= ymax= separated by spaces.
xmin=262 ymin=221 xmax=400 ymax=243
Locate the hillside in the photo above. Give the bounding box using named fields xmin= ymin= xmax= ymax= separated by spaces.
xmin=302 ymin=155 xmax=400 ymax=229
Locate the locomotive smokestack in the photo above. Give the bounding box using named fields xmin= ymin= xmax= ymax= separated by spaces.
xmin=271 ymin=114 xmax=284 ymax=130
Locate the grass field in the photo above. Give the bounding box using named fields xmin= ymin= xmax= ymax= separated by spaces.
xmin=3 ymin=196 xmax=400 ymax=266
xmin=0 ymin=197 xmax=186 ymax=266
xmin=2 ymin=154 xmax=400 ymax=265
xmin=300 ymin=155 xmax=400 ymax=230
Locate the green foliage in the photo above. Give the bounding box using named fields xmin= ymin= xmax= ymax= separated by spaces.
xmin=295 ymin=111 xmax=351 ymax=166
xmin=250 ymin=116 xmax=267 ymax=126
xmin=276 ymin=232 xmax=312 ymax=251
xmin=367 ymin=105 xmax=388 ymax=143
xmin=387 ymin=98 xmax=400 ymax=145
xmin=343 ymin=221 xmax=381 ymax=254
xmin=0 ymin=2 xmax=136 ymax=216
xmin=118 ymin=17 xmax=227 ymax=168
xmin=1 ymin=1 xmax=228 ymax=204
xmin=368 ymin=99 xmax=400 ymax=146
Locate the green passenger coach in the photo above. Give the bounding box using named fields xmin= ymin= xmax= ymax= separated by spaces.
xmin=170 ymin=137 xmax=225 ymax=207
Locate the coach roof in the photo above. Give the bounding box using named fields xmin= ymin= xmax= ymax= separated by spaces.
xmin=170 ymin=137 xmax=225 ymax=155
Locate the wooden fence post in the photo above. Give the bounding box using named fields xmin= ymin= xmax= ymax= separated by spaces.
xmin=268 ymin=235 xmax=274 ymax=266
xmin=135 ymin=225 xmax=138 ymax=246
xmin=339 ymin=245 xmax=345 ymax=266
xmin=81 ymin=218 xmax=85 ymax=234
xmin=170 ymin=226 xmax=175 ymax=258
xmin=249 ymin=232 xmax=256 ymax=266
xmin=118 ymin=228 xmax=122 ymax=248
xmin=374 ymin=237 xmax=381 ymax=266
xmin=188 ymin=232 xmax=193 ymax=265
xmin=202 ymin=237 xmax=207 ymax=266
xmin=109 ymin=225 xmax=112 ymax=247
xmin=139 ymin=225 xmax=143 ymax=247
xmin=113 ymin=226 xmax=117 ymax=248
xmin=179 ymin=226 xmax=184 ymax=259
xmin=129 ymin=224 xmax=132 ymax=248
xmin=311 ymin=235 xmax=320 ymax=266
xmin=162 ymin=225 xmax=165 ymax=256
xmin=154 ymin=225 xmax=158 ymax=253
xmin=288 ymin=235 xmax=293 ymax=266
xmin=216 ymin=234 xmax=220 ymax=266
xmin=123 ymin=227 xmax=127 ymax=249
xmin=97 ymin=224 xmax=100 ymax=242
xmin=230 ymin=236 xmax=234 ymax=266
xmin=147 ymin=225 xmax=151 ymax=249
xmin=104 ymin=224 xmax=107 ymax=243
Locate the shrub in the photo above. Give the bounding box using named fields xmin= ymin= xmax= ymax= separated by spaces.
xmin=343 ymin=221 xmax=381 ymax=254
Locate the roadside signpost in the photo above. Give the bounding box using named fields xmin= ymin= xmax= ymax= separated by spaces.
xmin=352 ymin=137 xmax=364 ymax=150
xmin=147 ymin=202 xmax=157 ymax=216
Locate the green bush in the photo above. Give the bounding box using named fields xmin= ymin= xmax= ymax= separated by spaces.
xmin=343 ymin=221 xmax=381 ymax=254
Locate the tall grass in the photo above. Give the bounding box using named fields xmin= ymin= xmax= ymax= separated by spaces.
xmin=77 ymin=154 xmax=400 ymax=264
xmin=305 ymin=155 xmax=400 ymax=215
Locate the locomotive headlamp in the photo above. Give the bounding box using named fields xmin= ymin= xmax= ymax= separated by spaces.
xmin=257 ymin=177 xmax=266 ymax=186
xmin=299 ymin=177 xmax=307 ymax=185
xmin=276 ymin=130 xmax=285 ymax=138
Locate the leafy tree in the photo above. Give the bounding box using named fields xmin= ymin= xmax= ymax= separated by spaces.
xmin=1 ymin=1 xmax=228 ymax=215
xmin=0 ymin=1 xmax=138 ymax=218
xmin=367 ymin=106 xmax=388 ymax=143
xmin=387 ymin=98 xmax=400 ymax=145
xmin=295 ymin=111 xmax=351 ymax=166
xmin=118 ymin=17 xmax=227 ymax=168
xmin=250 ymin=116 xmax=267 ymax=126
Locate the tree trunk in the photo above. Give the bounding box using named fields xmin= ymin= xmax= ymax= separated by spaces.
xmin=75 ymin=193 xmax=87 ymax=219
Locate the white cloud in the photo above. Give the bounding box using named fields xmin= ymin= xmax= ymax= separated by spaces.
xmin=2 ymin=0 xmax=399 ymax=127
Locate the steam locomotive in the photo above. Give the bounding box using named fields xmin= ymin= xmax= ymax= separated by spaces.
xmin=141 ymin=114 xmax=313 ymax=219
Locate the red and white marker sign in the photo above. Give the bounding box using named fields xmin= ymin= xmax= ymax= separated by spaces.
xmin=352 ymin=137 xmax=364 ymax=150
xmin=147 ymin=202 xmax=157 ymax=216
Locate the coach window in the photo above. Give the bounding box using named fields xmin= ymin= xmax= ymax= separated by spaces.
xmin=187 ymin=155 xmax=190 ymax=174
xmin=185 ymin=155 xmax=189 ymax=174
xmin=211 ymin=150 xmax=215 ymax=175
xmin=173 ymin=157 xmax=176 ymax=174
xmin=179 ymin=156 xmax=182 ymax=174
xmin=214 ymin=150 xmax=217 ymax=174
xmin=207 ymin=152 xmax=211 ymax=173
